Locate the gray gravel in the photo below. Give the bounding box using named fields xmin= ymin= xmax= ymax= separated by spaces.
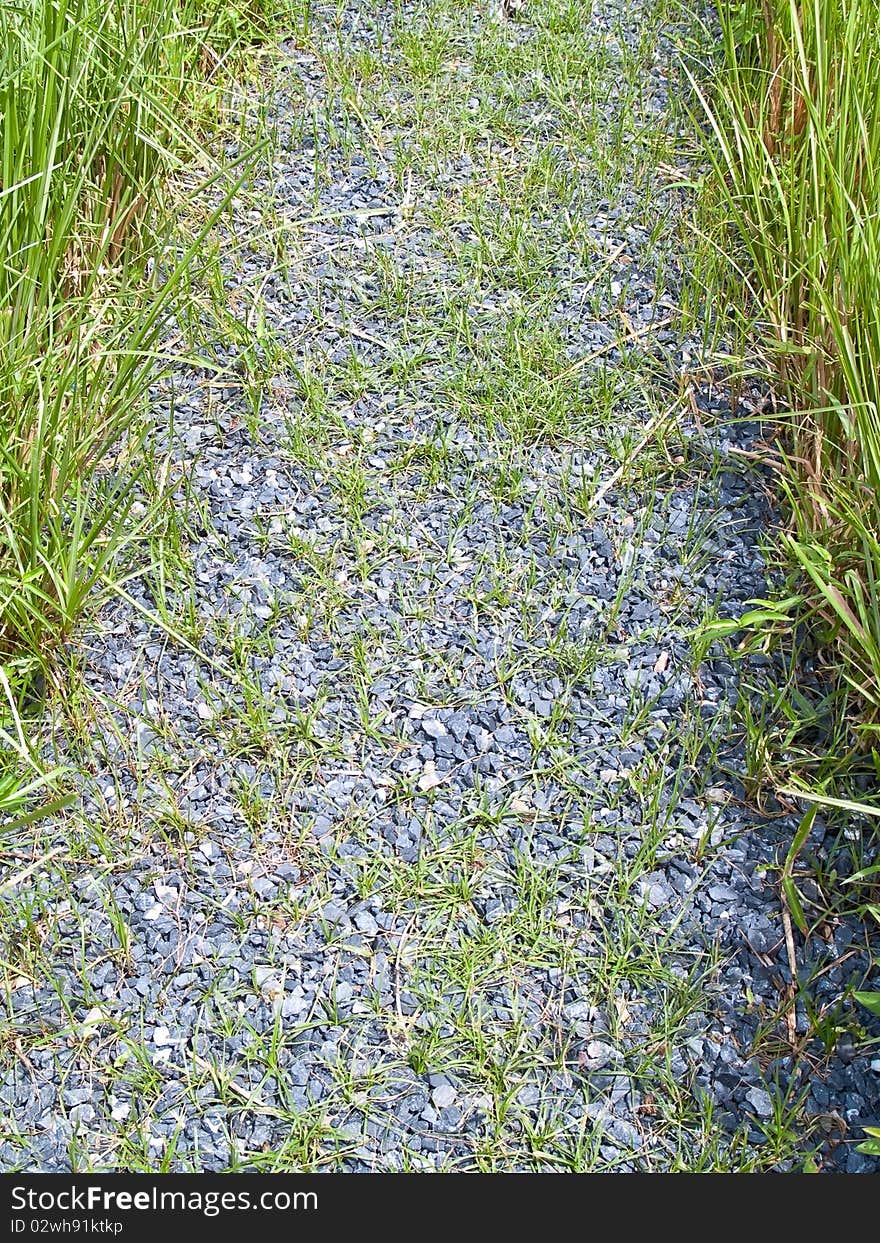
xmin=1 ymin=0 xmax=878 ymax=1173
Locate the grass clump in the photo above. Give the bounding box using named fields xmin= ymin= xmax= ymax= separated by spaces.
xmin=691 ymin=0 xmax=880 ymax=741
xmin=0 ymin=1 xmax=274 ymax=816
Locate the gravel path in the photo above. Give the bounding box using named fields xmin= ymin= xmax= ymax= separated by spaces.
xmin=2 ymin=0 xmax=878 ymax=1172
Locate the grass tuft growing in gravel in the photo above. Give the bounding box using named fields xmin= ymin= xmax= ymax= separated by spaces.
xmin=690 ymin=0 xmax=880 ymax=760
xmin=0 ymin=1 xmax=274 ymax=820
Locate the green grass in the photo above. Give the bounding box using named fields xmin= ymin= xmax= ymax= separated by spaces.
xmin=690 ymin=0 xmax=880 ymax=756
xmin=0 ymin=1 xmax=280 ymax=823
